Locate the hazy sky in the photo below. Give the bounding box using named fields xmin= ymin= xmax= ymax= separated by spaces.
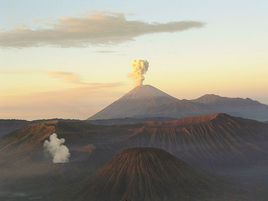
xmin=1 ymin=0 xmax=268 ymax=120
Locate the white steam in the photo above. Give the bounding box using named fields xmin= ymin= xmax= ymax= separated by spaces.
xmin=129 ymin=59 xmax=149 ymax=86
xmin=43 ymin=133 xmax=71 ymax=163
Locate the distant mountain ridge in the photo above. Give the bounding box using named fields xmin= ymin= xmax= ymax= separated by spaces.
xmin=3 ymin=113 xmax=267 ymax=170
xmin=193 ymin=94 xmax=261 ymax=105
xmin=89 ymin=85 xmax=268 ymax=121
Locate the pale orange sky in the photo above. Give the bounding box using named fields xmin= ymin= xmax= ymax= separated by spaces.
xmin=1 ymin=62 xmax=268 ymax=120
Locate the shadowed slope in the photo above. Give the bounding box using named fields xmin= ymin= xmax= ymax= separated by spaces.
xmin=0 ymin=120 xmax=57 ymax=162
xmin=124 ymin=113 xmax=268 ymax=169
xmin=1 ymin=113 xmax=268 ymax=169
xmin=0 ymin=119 xmax=29 ymax=138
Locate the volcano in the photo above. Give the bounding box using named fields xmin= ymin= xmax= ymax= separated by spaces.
xmin=78 ymin=148 xmax=244 ymax=201
xmin=88 ymin=85 xmax=268 ymax=121
xmin=0 ymin=114 xmax=267 ymax=200
xmin=89 ymin=85 xmax=205 ymax=121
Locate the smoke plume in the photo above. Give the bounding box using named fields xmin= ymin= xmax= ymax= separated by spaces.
xmin=129 ymin=59 xmax=149 ymax=86
xmin=43 ymin=133 xmax=71 ymax=163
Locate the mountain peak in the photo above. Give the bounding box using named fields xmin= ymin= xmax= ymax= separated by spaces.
xmin=145 ymin=113 xmax=237 ymax=127
xmin=89 ymin=85 xmax=179 ymax=120
xmin=123 ymin=84 xmax=175 ymax=100
xmin=194 ymin=94 xmax=225 ymax=103
xmin=202 ymin=94 xmax=222 ymax=98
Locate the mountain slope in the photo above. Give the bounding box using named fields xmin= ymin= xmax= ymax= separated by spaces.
xmin=78 ymin=148 xmax=243 ymax=201
xmin=0 ymin=119 xmax=29 ymax=138
xmin=122 ymin=113 xmax=268 ymax=170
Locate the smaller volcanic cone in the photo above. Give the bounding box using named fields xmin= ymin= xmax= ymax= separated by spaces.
xmin=78 ymin=148 xmax=242 ymax=201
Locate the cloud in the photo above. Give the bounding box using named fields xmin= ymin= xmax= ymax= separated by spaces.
xmin=95 ymin=50 xmax=117 ymax=53
xmin=0 ymin=12 xmax=205 ymax=48
xmin=48 ymin=71 xmax=82 ymax=84
xmin=0 ymin=70 xmax=126 ymax=120
xmin=48 ymin=71 xmax=123 ymax=88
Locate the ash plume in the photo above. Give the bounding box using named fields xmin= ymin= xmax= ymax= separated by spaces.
xmin=43 ymin=133 xmax=70 ymax=163
xmin=129 ymin=59 xmax=149 ymax=86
